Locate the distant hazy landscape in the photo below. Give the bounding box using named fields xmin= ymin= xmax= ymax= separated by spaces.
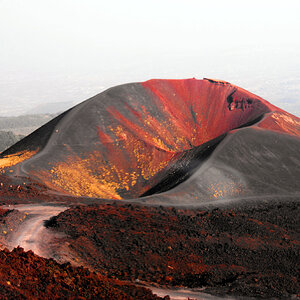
xmin=1 ymin=58 xmax=299 ymax=118
xmin=0 ymin=113 xmax=58 ymax=152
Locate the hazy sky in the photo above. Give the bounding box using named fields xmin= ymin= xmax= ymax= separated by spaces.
xmin=1 ymin=0 xmax=300 ymax=116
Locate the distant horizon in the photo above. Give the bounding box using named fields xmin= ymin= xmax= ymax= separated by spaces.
xmin=1 ymin=0 xmax=300 ymax=117
xmin=1 ymin=75 xmax=300 ymax=118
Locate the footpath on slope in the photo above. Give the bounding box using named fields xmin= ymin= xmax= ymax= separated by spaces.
xmin=2 ymin=203 xmax=68 ymax=258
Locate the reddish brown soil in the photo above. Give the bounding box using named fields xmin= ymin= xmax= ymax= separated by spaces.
xmin=46 ymin=202 xmax=300 ymax=298
xmin=0 ymin=208 xmax=8 ymax=219
xmin=0 ymin=247 xmax=165 ymax=299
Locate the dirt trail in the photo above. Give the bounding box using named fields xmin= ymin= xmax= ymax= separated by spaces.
xmin=3 ymin=204 xmax=68 ymax=258
xmin=149 ymin=287 xmax=237 ymax=299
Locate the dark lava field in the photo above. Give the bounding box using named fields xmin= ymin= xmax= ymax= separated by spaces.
xmin=0 ymin=78 xmax=299 ymax=299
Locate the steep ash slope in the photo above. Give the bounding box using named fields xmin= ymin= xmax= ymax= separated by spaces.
xmin=140 ymin=127 xmax=300 ymax=205
xmin=2 ymin=78 xmax=297 ymax=201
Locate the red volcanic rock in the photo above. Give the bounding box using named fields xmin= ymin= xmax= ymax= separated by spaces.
xmin=141 ymin=78 xmax=276 ymax=146
xmin=2 ymin=78 xmax=299 ymax=201
xmin=0 ymin=247 xmax=164 ymax=299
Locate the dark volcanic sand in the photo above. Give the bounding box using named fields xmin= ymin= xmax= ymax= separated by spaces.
xmin=45 ymin=200 xmax=299 ymax=299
